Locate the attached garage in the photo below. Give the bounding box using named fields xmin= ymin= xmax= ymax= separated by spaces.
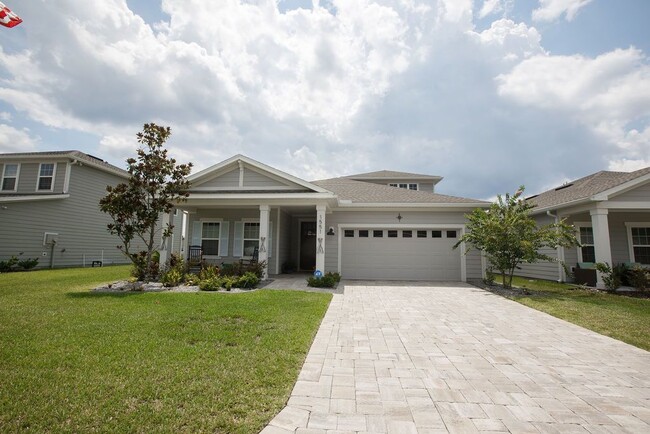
xmin=340 ymin=227 xmax=463 ymax=281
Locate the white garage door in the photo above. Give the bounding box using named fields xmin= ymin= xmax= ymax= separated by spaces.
xmin=341 ymin=228 xmax=462 ymax=281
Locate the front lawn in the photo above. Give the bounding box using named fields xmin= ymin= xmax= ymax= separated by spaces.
xmin=0 ymin=266 xmax=331 ymax=433
xmin=510 ymin=276 xmax=650 ymax=351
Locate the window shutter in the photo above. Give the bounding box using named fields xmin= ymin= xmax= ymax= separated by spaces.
xmin=268 ymin=223 xmax=273 ymax=258
xmin=191 ymin=221 xmax=202 ymax=246
xmin=233 ymin=222 xmax=244 ymax=257
xmin=219 ymin=221 xmax=230 ymax=257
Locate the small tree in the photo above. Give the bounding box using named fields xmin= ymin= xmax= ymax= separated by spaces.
xmin=100 ymin=123 xmax=192 ymax=281
xmin=455 ymin=186 xmax=578 ymax=289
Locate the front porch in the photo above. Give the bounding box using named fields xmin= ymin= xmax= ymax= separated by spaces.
xmin=169 ymin=204 xmax=331 ymax=279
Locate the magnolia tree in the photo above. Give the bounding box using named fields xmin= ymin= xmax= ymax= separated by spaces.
xmin=100 ymin=123 xmax=192 ymax=281
xmin=455 ymin=187 xmax=579 ymax=289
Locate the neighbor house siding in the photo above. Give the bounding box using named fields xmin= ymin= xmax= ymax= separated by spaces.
xmin=516 ymin=214 xmax=560 ymax=281
xmin=0 ymin=164 xmax=132 ymax=268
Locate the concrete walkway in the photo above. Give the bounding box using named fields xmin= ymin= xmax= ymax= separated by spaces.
xmin=262 ymin=282 xmax=650 ymax=433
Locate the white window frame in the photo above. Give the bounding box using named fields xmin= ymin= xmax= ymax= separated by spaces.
xmin=241 ymin=219 xmax=261 ymax=258
xmin=625 ymin=222 xmax=650 ymax=265
xmin=1 ymin=163 xmax=20 ymax=192
xmin=388 ymin=183 xmax=418 ymax=191
xmin=200 ymin=219 xmax=222 ymax=258
xmin=575 ymin=222 xmax=595 ymax=263
xmin=36 ymin=162 xmax=57 ymax=192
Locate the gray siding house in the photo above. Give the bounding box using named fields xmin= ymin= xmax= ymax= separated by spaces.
xmin=517 ymin=168 xmax=650 ymax=288
xmin=0 ymin=151 xmax=181 ymax=268
xmin=162 ymin=155 xmax=489 ymax=282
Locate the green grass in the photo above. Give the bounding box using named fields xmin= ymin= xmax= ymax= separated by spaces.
xmin=0 ymin=266 xmax=331 ymax=433
xmin=510 ymin=276 xmax=650 ymax=351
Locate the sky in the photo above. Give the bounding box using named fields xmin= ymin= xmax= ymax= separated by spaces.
xmin=0 ymin=0 xmax=648 ymax=200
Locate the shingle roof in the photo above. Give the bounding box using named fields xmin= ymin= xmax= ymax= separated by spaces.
xmin=345 ymin=170 xmax=442 ymax=180
xmin=312 ymin=177 xmax=486 ymax=204
xmin=527 ymin=167 xmax=650 ymax=210
xmin=0 ymin=150 xmax=128 ymax=176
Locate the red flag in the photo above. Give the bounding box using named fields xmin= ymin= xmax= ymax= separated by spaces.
xmin=0 ymin=2 xmax=22 ymax=28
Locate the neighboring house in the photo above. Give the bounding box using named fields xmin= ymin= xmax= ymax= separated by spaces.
xmin=0 ymin=151 xmax=182 ymax=268
xmin=163 ymin=154 xmax=489 ymax=281
xmin=517 ymin=167 xmax=650 ymax=288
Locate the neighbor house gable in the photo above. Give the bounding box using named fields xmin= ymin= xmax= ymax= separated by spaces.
xmin=188 ymin=154 xmax=331 ymax=193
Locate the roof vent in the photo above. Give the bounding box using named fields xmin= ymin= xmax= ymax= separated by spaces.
xmin=554 ymin=182 xmax=573 ymax=191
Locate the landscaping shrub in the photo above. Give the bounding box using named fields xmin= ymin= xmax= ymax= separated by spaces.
xmin=595 ymin=262 xmax=621 ymax=290
xmin=130 ymin=251 xmax=160 ymax=281
xmin=235 ymin=272 xmax=259 ymax=289
xmin=612 ymin=263 xmax=631 ymax=286
xmin=307 ymin=272 xmax=340 ymax=288
xmin=0 ymin=256 xmax=18 ymax=273
xmin=198 ymin=265 xmax=220 ymax=281
xmin=199 ymin=277 xmax=221 ymax=291
xmin=220 ymin=276 xmax=236 ymax=291
xmin=160 ymin=267 xmax=184 ymax=287
xmin=0 ymin=256 xmax=39 ymax=273
xmin=483 ymin=267 xmax=496 ymax=286
xmin=627 ymin=266 xmax=650 ymax=291
xmin=17 ymin=257 xmax=39 ymax=270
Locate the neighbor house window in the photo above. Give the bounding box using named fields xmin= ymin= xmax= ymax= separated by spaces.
xmin=579 ymin=226 xmax=595 ymax=263
xmin=201 ymin=222 xmax=220 ymax=255
xmin=1 ymin=163 xmax=18 ymax=191
xmin=630 ymin=227 xmax=650 ymax=264
xmin=243 ymin=222 xmax=260 ymax=257
xmin=388 ymin=183 xmax=418 ymax=191
xmin=37 ymin=163 xmax=55 ymax=191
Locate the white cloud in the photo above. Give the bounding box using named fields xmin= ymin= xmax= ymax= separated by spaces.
xmin=0 ymin=0 xmax=647 ymax=200
xmin=0 ymin=112 xmax=11 ymax=121
xmin=478 ymin=0 xmax=503 ymax=19
xmin=532 ymin=0 xmax=593 ymax=22
xmin=0 ymin=124 xmax=38 ymax=153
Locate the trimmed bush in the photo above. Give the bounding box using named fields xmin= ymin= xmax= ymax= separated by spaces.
xmin=307 ymin=272 xmax=341 ymax=288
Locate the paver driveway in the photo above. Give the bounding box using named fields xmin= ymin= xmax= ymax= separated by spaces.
xmin=262 ymin=283 xmax=650 ymax=434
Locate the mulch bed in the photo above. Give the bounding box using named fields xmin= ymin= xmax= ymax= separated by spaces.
xmin=469 ymin=279 xmax=650 ymax=299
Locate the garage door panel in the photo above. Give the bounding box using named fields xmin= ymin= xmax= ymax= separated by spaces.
xmin=341 ymin=228 xmax=461 ymax=281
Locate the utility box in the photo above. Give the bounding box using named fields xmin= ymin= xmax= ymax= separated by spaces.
xmin=43 ymin=232 xmax=59 ymax=246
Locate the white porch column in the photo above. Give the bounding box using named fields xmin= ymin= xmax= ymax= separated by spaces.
xmin=316 ymin=205 xmax=326 ymax=273
xmin=590 ymin=208 xmax=612 ymax=289
xmin=259 ymin=205 xmax=270 ymax=279
xmin=159 ymin=212 xmax=171 ymax=265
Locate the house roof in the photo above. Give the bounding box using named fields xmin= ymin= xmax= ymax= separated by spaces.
xmin=345 ymin=170 xmax=442 ymax=181
xmin=0 ymin=150 xmax=128 ymax=178
xmin=527 ymin=167 xmax=650 ymax=211
xmin=312 ymin=177 xmax=487 ymax=206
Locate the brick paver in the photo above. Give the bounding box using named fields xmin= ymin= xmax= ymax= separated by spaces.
xmin=262 ymin=283 xmax=650 ymax=433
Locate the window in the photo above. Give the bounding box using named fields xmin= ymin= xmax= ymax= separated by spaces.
xmin=37 ymin=163 xmax=55 ymax=191
xmin=579 ymin=226 xmax=595 ymax=263
xmin=1 ymin=163 xmax=18 ymax=191
xmin=446 ymin=230 xmax=457 ymax=238
xmin=388 ymin=183 xmax=418 ymax=191
xmin=359 ymin=230 xmax=369 ymax=238
xmin=373 ymin=230 xmax=383 ymax=238
xmin=431 ymin=230 xmax=442 ymax=238
xmin=402 ymin=230 xmax=412 ymax=238
xmin=243 ymin=222 xmax=260 ymax=257
xmin=387 ymin=230 xmax=398 ymax=238
xmin=201 ymin=222 xmax=220 ymax=255
xmin=630 ymin=227 xmax=650 ymax=264
xmin=344 ymin=230 xmax=354 ymax=238
xmin=417 ymin=230 xmax=427 ymax=238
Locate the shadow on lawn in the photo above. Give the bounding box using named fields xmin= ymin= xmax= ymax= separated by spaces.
xmin=66 ymin=291 xmax=148 ymax=299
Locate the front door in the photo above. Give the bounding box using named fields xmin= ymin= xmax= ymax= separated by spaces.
xmin=300 ymin=221 xmax=316 ymax=271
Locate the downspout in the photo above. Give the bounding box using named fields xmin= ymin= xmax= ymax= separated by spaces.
xmin=547 ymin=210 xmax=565 ymax=282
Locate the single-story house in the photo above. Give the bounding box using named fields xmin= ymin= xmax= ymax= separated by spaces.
xmin=0 ymin=150 xmax=181 ymax=268
xmin=162 ymin=154 xmax=490 ymax=281
xmin=517 ymin=167 xmax=650 ymax=288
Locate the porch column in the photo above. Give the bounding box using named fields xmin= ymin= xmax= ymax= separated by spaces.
xmin=316 ymin=205 xmax=326 ymax=273
xmin=259 ymin=205 xmax=270 ymax=279
xmin=590 ymin=208 xmax=612 ymax=289
xmin=159 ymin=211 xmax=171 ymax=265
